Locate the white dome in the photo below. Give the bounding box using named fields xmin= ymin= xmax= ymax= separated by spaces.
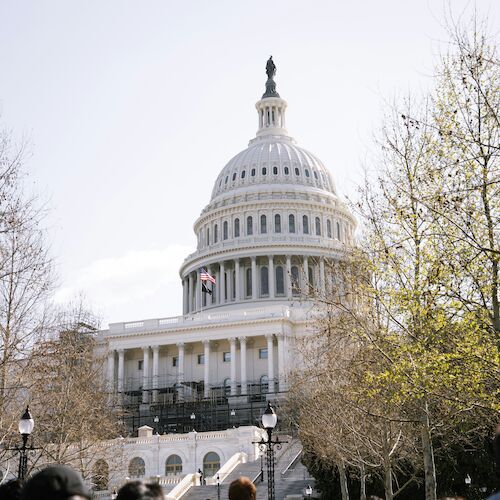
xmin=210 ymin=135 xmax=336 ymax=201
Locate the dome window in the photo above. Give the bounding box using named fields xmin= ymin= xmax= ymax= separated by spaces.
xmin=225 ymin=176 xmax=228 ymax=184
xmin=260 ymin=266 xmax=269 ymax=296
xmin=251 ymin=168 xmax=256 ymax=177
xmin=305 ymin=169 xmax=310 ymax=177
xmin=315 ymin=217 xmax=321 ymax=236
xmin=291 ymin=266 xmax=300 ymax=296
xmin=288 ymin=214 xmax=295 ymax=233
xmin=223 ymin=221 xmax=228 ymax=240
xmin=246 ymin=268 xmax=252 ymax=297
xmin=314 ymin=171 xmax=318 ymax=179
xmin=262 ymin=167 xmax=267 ymax=175
xmin=327 ymin=219 xmax=332 ymax=238
xmin=295 ymin=167 xmax=300 ymax=176
xmin=274 ymin=214 xmax=281 ymax=233
xmin=336 ymin=222 xmax=341 ymax=240
xmin=232 ymin=172 xmax=236 ymax=181
xmin=260 ymin=215 xmax=267 ymax=234
xmin=247 ymin=216 xmax=253 ymax=236
xmin=214 ymin=224 xmax=218 ymax=243
xmin=303 ymin=215 xmax=309 ymax=234
xmin=234 ymin=218 xmax=240 ymax=238
xmin=219 ymin=179 xmax=222 ymax=187
xmin=241 ymin=170 xmax=246 ymax=179
xmin=275 ymin=266 xmax=285 ymax=295
xmin=273 ymin=166 xmax=278 ymax=175
xmin=284 ymin=167 xmax=289 ymax=175
xmin=207 ymin=227 xmax=210 ymax=245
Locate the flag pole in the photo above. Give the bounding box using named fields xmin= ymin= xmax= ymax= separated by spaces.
xmin=200 ymin=268 xmax=203 ymax=315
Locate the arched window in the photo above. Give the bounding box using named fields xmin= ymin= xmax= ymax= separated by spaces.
xmin=274 ymin=214 xmax=281 ymax=233
xmin=232 ymin=172 xmax=236 ymax=181
xmin=246 ymin=267 xmax=252 ymax=297
xmin=207 ymin=227 xmax=210 ymax=245
xmin=165 ymin=455 xmax=183 ymax=476
xmin=273 ymin=166 xmax=278 ymax=175
xmin=303 ymin=215 xmax=309 ymax=234
xmin=315 ymin=217 xmax=321 ymax=236
xmin=260 ymin=215 xmax=267 ymax=234
xmin=223 ymin=221 xmax=228 ymax=240
xmin=128 ymin=457 xmax=145 ymax=478
xmin=260 ymin=375 xmax=269 ymax=393
xmin=288 ymin=214 xmax=295 ymax=233
xmin=225 ymin=176 xmax=228 ymax=184
xmin=234 ymin=218 xmax=240 ymax=238
xmin=251 ymin=168 xmax=256 ymax=177
xmin=295 ymin=167 xmax=300 ymax=175
xmin=241 ymin=170 xmax=246 ymax=179
xmin=276 ymin=266 xmax=285 ymax=295
xmin=284 ymin=166 xmax=289 ymax=175
xmin=261 ymin=266 xmax=269 ymax=296
xmin=314 ymin=170 xmax=319 ymax=179
xmin=336 ymin=221 xmax=341 ymax=239
xmin=262 ymin=167 xmax=267 ymax=175
xmin=203 ymin=452 xmax=221 ymax=478
xmin=291 ymin=266 xmax=300 ymax=296
xmin=305 ymin=169 xmax=310 ymax=177
xmin=327 ymin=219 xmax=332 ymax=238
xmin=247 ymin=216 xmax=253 ymax=235
xmin=92 ymin=459 xmax=109 ymax=491
xmin=214 ymin=224 xmax=218 ymax=243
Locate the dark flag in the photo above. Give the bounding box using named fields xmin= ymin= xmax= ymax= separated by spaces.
xmin=202 ymin=283 xmax=212 ymax=295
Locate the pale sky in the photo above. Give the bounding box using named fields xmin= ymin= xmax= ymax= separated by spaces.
xmin=0 ymin=0 xmax=498 ymax=325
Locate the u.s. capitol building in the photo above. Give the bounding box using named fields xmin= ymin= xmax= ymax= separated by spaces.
xmin=96 ymin=58 xmax=355 ymax=494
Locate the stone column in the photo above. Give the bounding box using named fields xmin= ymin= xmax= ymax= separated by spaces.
xmin=286 ymin=255 xmax=292 ymax=298
xmin=229 ymin=337 xmax=237 ymax=396
xmin=319 ymin=257 xmax=326 ymax=294
xmin=152 ymin=345 xmax=159 ymax=403
xmin=188 ymin=273 xmax=194 ymax=313
xmin=266 ymin=334 xmax=274 ymax=392
xmin=203 ymin=340 xmax=210 ymax=399
xmin=239 ymin=337 xmax=247 ymax=395
xmin=107 ymin=350 xmax=115 ymax=392
xmin=142 ymin=346 xmax=150 ymax=404
xmin=235 ymin=259 xmax=241 ymax=301
xmin=268 ymin=255 xmax=275 ymax=298
xmin=215 ymin=267 xmax=220 ymax=304
xmin=117 ymin=349 xmax=125 ymax=393
xmin=303 ymin=256 xmax=309 ymax=295
xmin=183 ymin=278 xmax=188 ymax=314
xmin=227 ymin=265 xmax=233 ymax=302
xmin=277 ymin=333 xmax=285 ymax=392
xmin=195 ymin=269 xmax=201 ymax=311
xmin=220 ymin=262 xmax=226 ymax=304
xmin=251 ymin=256 xmax=257 ymax=300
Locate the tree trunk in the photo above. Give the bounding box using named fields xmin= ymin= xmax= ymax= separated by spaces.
xmin=360 ymin=463 xmax=367 ymax=500
xmin=421 ymin=404 xmax=437 ymax=500
xmin=382 ymin=424 xmax=394 ymax=500
xmin=338 ymin=461 xmax=349 ymax=500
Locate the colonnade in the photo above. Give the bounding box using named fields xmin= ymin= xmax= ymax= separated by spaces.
xmin=182 ymin=254 xmax=328 ymax=314
xmin=107 ymin=333 xmax=288 ymax=404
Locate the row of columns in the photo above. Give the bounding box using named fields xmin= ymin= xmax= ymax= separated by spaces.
xmin=182 ymin=255 xmax=327 ymax=314
xmin=107 ymin=334 xmax=288 ymax=403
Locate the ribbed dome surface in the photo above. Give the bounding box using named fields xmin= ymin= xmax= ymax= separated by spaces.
xmin=210 ymin=136 xmax=336 ymax=201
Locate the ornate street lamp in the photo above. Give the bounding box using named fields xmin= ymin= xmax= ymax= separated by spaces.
xmin=253 ymin=402 xmax=286 ymax=500
xmin=18 ymin=406 xmax=35 ymax=480
xmin=305 ymin=484 xmax=313 ymax=498
xmin=190 ymin=412 xmax=196 ymax=431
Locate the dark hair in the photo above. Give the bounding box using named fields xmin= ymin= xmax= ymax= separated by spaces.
xmin=116 ymin=481 xmax=163 ymax=500
xmin=228 ymin=477 xmax=256 ymax=500
xmin=0 ymin=480 xmax=23 ymax=500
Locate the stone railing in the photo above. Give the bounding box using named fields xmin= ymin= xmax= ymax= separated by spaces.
xmin=165 ymin=473 xmax=198 ymax=500
xmin=206 ymin=452 xmax=248 ymax=485
xmin=106 ymin=305 xmax=293 ymax=336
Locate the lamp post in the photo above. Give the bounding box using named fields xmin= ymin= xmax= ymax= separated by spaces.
xmin=190 ymin=412 xmax=196 ymax=431
xmin=305 ymin=484 xmax=313 ymax=498
xmin=18 ymin=406 xmax=35 ymax=480
xmin=216 ymin=473 xmax=220 ymax=500
xmin=253 ymin=402 xmax=286 ymax=500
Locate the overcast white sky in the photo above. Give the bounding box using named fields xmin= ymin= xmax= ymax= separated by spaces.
xmin=0 ymin=1 xmax=498 ymax=325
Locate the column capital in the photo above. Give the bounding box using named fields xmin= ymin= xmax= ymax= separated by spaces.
xmin=228 ymin=336 xmax=237 ymax=344
xmin=117 ymin=348 xmax=125 ymax=354
xmin=276 ymin=332 xmax=285 ymax=339
xmin=202 ymin=339 xmax=210 ymax=347
xmin=238 ymin=336 xmax=247 ymax=344
xmin=265 ymin=333 xmax=274 ymax=341
xmin=176 ymin=342 xmax=185 ymax=348
xmin=142 ymin=345 xmax=150 ymax=352
xmin=251 ymin=255 xmax=256 ymax=262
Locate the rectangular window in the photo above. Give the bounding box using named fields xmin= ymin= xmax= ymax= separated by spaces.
xmin=198 ymin=354 xmax=205 ymax=365
xmin=223 ymin=352 xmax=231 ymax=362
xmin=138 ymin=360 xmax=144 ymax=370
xmin=259 ymin=348 xmax=268 ymax=359
xmin=172 ymin=356 xmax=178 ymax=367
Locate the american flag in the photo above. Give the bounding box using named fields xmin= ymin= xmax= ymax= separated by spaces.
xmin=200 ymin=267 xmax=216 ymax=283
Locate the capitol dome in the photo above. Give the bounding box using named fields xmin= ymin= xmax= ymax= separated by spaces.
xmin=179 ymin=58 xmax=355 ymax=315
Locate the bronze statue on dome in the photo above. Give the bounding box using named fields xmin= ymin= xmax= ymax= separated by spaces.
xmin=266 ymin=56 xmax=276 ymax=80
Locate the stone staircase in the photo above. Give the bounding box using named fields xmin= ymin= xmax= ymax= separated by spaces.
xmin=182 ymin=437 xmax=314 ymax=500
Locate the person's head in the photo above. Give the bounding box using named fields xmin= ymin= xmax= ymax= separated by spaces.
xmin=116 ymin=481 xmax=163 ymax=500
xmin=21 ymin=465 xmax=90 ymax=500
xmin=228 ymin=477 xmax=256 ymax=500
xmin=0 ymin=479 xmax=23 ymax=500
